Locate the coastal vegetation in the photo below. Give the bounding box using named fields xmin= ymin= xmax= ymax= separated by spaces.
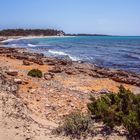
xmin=0 ymin=47 xmax=140 ymax=139
xmin=28 ymin=69 xmax=43 ymax=78
xmin=54 ymin=111 xmax=94 ymax=139
xmin=56 ymin=86 xmax=140 ymax=139
xmin=0 ymin=29 xmax=65 ymax=36
xmin=88 ymin=85 xmax=140 ymax=137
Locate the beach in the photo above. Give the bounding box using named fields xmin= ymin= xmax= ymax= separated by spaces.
xmin=0 ymin=44 xmax=139 ymax=139
xmin=0 ymin=0 xmax=140 ymax=138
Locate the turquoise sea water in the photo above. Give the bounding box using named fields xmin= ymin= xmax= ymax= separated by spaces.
xmin=5 ymin=36 xmax=140 ymax=73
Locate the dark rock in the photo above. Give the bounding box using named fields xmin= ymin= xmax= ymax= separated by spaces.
xmin=35 ymin=53 xmax=44 ymax=58
xmin=33 ymin=59 xmax=44 ymax=65
xmin=23 ymin=60 xmax=31 ymax=66
xmin=94 ymin=67 xmax=140 ymax=87
xmin=14 ymin=54 xmax=29 ymax=60
xmin=49 ymin=66 xmax=64 ymax=73
xmin=6 ymin=70 xmax=18 ymax=76
xmin=44 ymin=58 xmax=58 ymax=65
xmin=65 ymin=67 xmax=79 ymax=75
xmin=0 ymin=47 xmax=17 ymax=54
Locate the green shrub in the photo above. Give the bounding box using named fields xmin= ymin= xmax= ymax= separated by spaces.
xmin=28 ymin=69 xmax=42 ymax=78
xmin=54 ymin=111 xmax=94 ymax=139
xmin=88 ymin=85 xmax=140 ymax=137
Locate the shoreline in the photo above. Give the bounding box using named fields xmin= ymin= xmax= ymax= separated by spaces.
xmin=0 ymin=46 xmax=139 ymax=139
xmin=0 ymin=35 xmax=75 ymax=43
xmin=0 ymin=46 xmax=140 ymax=88
xmin=1 ymin=35 xmax=140 ymax=75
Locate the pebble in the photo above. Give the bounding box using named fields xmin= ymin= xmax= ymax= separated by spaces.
xmin=14 ymin=78 xmax=22 ymax=84
xmin=6 ymin=70 xmax=18 ymax=76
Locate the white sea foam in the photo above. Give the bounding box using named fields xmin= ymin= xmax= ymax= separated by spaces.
xmin=2 ymin=38 xmax=16 ymax=43
xmin=48 ymin=50 xmax=67 ymax=56
xmin=27 ymin=43 xmax=37 ymax=47
xmin=68 ymin=55 xmax=80 ymax=61
xmin=48 ymin=50 xmax=80 ymax=61
xmin=27 ymin=43 xmax=50 ymax=48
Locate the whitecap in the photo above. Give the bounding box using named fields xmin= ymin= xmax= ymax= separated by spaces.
xmin=2 ymin=38 xmax=16 ymax=43
xmin=48 ymin=50 xmax=68 ymax=56
xmin=27 ymin=43 xmax=37 ymax=47
xmin=48 ymin=50 xmax=80 ymax=61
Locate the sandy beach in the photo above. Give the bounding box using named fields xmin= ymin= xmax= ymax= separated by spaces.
xmin=0 ymin=35 xmax=74 ymax=43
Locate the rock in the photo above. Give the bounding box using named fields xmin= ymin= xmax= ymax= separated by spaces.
xmin=14 ymin=54 xmax=28 ymax=60
xmin=29 ymin=89 xmax=36 ymax=94
xmin=44 ymin=73 xmax=54 ymax=80
xmin=23 ymin=60 xmax=31 ymax=66
xmin=98 ymin=89 xmax=110 ymax=94
xmin=6 ymin=70 xmax=18 ymax=76
xmin=14 ymin=79 xmax=22 ymax=84
xmin=22 ymin=79 xmax=29 ymax=85
xmin=59 ymin=59 xmax=72 ymax=66
xmin=0 ymin=47 xmax=17 ymax=54
xmin=70 ymin=103 xmax=74 ymax=107
xmin=33 ymin=59 xmax=44 ymax=65
xmin=65 ymin=67 xmax=79 ymax=75
xmin=49 ymin=66 xmax=64 ymax=73
xmin=10 ymin=85 xmax=19 ymax=93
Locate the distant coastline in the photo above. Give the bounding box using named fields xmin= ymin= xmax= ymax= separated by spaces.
xmin=0 ymin=29 xmax=111 ymax=40
xmin=65 ymin=33 xmax=111 ymax=36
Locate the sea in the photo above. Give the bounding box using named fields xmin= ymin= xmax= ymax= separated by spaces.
xmin=4 ymin=36 xmax=140 ymax=73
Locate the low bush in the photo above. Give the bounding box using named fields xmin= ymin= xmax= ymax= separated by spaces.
xmin=28 ymin=69 xmax=42 ymax=78
xmin=54 ymin=111 xmax=94 ymax=139
xmin=88 ymin=85 xmax=140 ymax=138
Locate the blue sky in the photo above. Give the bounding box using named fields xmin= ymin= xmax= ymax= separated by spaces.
xmin=0 ymin=0 xmax=140 ymax=35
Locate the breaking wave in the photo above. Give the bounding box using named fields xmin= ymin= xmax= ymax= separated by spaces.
xmin=48 ymin=50 xmax=80 ymax=61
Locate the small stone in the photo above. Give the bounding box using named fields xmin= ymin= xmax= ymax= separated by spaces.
xmin=36 ymin=98 xmax=40 ymax=102
xmin=14 ymin=78 xmax=22 ymax=84
xmin=65 ymin=68 xmax=78 ymax=75
xmin=34 ymin=59 xmax=44 ymax=65
xmin=49 ymin=66 xmax=63 ymax=73
xmin=44 ymin=73 xmax=54 ymax=80
xmin=98 ymin=89 xmax=110 ymax=94
xmin=23 ymin=60 xmax=31 ymax=66
xmin=6 ymin=70 xmax=18 ymax=76
xmin=10 ymin=85 xmax=19 ymax=93
xmin=22 ymin=80 xmax=28 ymax=85
xmin=15 ymin=126 xmax=19 ymax=129
xmin=29 ymin=89 xmax=36 ymax=94
xmin=70 ymin=103 xmax=74 ymax=107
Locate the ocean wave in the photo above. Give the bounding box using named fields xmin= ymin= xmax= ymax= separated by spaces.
xmin=124 ymin=54 xmax=140 ymax=60
xmin=48 ymin=50 xmax=68 ymax=56
xmin=2 ymin=38 xmax=17 ymax=43
xmin=27 ymin=43 xmax=51 ymax=48
xmin=27 ymin=43 xmax=37 ymax=47
xmin=48 ymin=50 xmax=80 ymax=61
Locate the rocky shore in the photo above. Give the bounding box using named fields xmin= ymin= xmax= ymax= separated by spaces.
xmin=0 ymin=46 xmax=140 ymax=140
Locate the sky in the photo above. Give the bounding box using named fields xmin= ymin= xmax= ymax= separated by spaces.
xmin=0 ymin=0 xmax=140 ymax=35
